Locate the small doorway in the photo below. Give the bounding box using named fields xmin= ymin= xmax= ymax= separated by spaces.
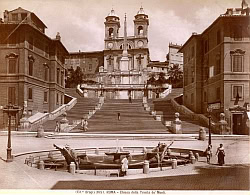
xmin=232 ymin=114 xmax=243 ymax=134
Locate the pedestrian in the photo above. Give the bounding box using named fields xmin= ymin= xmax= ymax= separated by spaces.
xmin=215 ymin=143 xmax=225 ymax=166
xmin=55 ymin=121 xmax=60 ymax=133
xmin=205 ymin=145 xmax=212 ymax=164
xmin=81 ymin=118 xmax=88 ymax=132
xmin=129 ymin=95 xmax=132 ymax=103
xmin=120 ymin=155 xmax=129 ymax=176
xmin=117 ymin=112 xmax=121 ymax=121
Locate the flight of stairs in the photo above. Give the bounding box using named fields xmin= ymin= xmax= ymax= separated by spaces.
xmin=43 ymin=88 xmax=99 ymax=132
xmin=85 ymin=99 xmax=169 ymax=134
xmin=148 ymin=88 xmax=204 ymax=134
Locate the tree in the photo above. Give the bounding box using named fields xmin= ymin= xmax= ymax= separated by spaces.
xmin=156 ymin=72 xmax=168 ymax=85
xmin=167 ymin=64 xmax=183 ymax=85
xmin=65 ymin=66 xmax=84 ymax=88
xmin=147 ymin=73 xmax=156 ymax=85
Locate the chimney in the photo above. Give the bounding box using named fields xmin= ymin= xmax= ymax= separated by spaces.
xmin=192 ymin=32 xmax=197 ymax=35
xmin=56 ymin=32 xmax=61 ymax=41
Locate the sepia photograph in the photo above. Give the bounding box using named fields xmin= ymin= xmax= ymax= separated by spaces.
xmin=0 ymin=0 xmax=249 ymax=194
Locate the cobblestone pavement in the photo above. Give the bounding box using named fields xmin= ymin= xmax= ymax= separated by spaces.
xmin=0 ymin=134 xmax=249 ymax=190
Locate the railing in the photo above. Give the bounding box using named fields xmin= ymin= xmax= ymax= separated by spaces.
xmin=20 ymin=94 xmax=77 ymax=131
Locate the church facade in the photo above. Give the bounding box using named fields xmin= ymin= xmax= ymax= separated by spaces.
xmin=98 ymin=7 xmax=150 ymax=99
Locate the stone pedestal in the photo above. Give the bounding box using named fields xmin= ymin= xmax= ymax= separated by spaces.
xmin=83 ymin=89 xmax=88 ymax=98
xmin=69 ymin=162 xmax=76 ymax=174
xmin=218 ymin=113 xmax=228 ymax=135
xmin=37 ymin=125 xmax=44 ymax=138
xmin=171 ymin=159 xmax=177 ymax=169
xmin=199 ymin=127 xmax=206 ymax=141
xmin=172 ymin=113 xmax=182 ymax=134
xmin=19 ymin=115 xmax=31 ymax=131
xmin=60 ymin=112 xmax=69 ymax=132
xmin=143 ymin=160 xmax=149 ymax=174
xmin=38 ymin=161 xmax=44 ymax=170
xmin=164 ymin=121 xmax=172 ymax=128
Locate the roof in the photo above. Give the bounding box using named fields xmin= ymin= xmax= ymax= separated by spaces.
xmin=179 ymin=34 xmax=201 ymax=53
xmin=107 ymin=8 xmax=119 ymax=18
xmin=137 ymin=6 xmax=146 ymax=15
xmin=8 ymin=7 xmax=47 ymax=28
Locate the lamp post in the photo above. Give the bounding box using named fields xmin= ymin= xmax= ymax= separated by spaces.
xmin=3 ymin=104 xmax=21 ymax=162
xmin=207 ymin=106 xmax=212 ymax=146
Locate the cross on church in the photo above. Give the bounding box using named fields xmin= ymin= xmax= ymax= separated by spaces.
xmin=136 ymin=54 xmax=144 ymax=70
xmin=107 ymin=55 xmax=113 ymax=66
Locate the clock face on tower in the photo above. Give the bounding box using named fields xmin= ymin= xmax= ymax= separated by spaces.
xmin=138 ymin=40 xmax=144 ymax=48
xmin=107 ymin=42 xmax=113 ymax=49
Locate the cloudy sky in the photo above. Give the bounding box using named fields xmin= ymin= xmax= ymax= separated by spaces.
xmin=0 ymin=0 xmax=242 ymax=61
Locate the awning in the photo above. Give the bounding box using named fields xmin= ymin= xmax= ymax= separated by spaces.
xmin=247 ymin=112 xmax=250 ymax=119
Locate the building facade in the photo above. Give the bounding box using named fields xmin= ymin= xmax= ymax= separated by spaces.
xmin=180 ymin=7 xmax=250 ymax=134
xmin=167 ymin=43 xmax=183 ymax=70
xmin=65 ymin=51 xmax=104 ymax=81
xmin=0 ymin=7 xmax=68 ymax=129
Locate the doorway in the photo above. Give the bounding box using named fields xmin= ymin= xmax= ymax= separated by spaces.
xmin=232 ymin=114 xmax=243 ymax=134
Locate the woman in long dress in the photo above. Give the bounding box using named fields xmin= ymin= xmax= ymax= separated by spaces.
xmin=216 ymin=144 xmax=225 ymax=166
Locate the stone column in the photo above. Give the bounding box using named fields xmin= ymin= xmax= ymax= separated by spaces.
xmin=172 ymin=112 xmax=182 ymax=134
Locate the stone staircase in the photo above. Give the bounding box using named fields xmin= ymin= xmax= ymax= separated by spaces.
xmin=43 ymin=88 xmax=99 ymax=132
xmin=148 ymin=88 xmax=204 ymax=134
xmin=85 ymin=99 xmax=169 ymax=134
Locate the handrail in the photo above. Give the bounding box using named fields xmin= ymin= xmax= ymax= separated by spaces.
xmin=20 ymin=93 xmax=77 ymax=131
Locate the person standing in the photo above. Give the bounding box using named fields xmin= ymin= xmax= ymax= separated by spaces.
xmin=215 ymin=144 xmax=225 ymax=166
xmin=81 ymin=119 xmax=88 ymax=132
xmin=117 ymin=112 xmax=121 ymax=121
xmin=55 ymin=121 xmax=60 ymax=133
xmin=205 ymin=145 xmax=212 ymax=164
xmin=121 ymin=155 xmax=129 ymax=176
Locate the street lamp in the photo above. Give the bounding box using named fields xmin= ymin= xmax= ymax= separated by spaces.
xmin=207 ymin=106 xmax=212 ymax=146
xmin=3 ymin=104 xmax=21 ymax=162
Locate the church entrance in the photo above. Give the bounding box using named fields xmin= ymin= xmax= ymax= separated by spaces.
xmin=232 ymin=114 xmax=243 ymax=134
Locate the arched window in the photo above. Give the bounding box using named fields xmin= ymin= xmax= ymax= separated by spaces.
xmin=109 ymin=28 xmax=114 ymax=37
xmin=138 ymin=26 xmax=143 ymax=35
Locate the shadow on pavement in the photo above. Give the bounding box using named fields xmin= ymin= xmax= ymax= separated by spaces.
xmin=51 ymin=164 xmax=250 ymax=190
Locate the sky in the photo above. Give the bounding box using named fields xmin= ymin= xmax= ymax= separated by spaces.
xmin=0 ymin=0 xmax=242 ymax=61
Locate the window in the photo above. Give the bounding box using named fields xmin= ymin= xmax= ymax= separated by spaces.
xmin=138 ymin=26 xmax=143 ymax=35
xmin=9 ymin=59 xmax=16 ymax=74
xmin=217 ymin=30 xmax=221 ymax=45
xmin=61 ymin=94 xmax=63 ymax=105
xmin=209 ymin=66 xmax=214 ymax=78
xmin=56 ymin=93 xmax=59 ymax=104
xmin=28 ymin=88 xmax=33 ymax=100
xmin=61 ymin=71 xmax=64 ymax=86
xmin=12 ymin=13 xmax=18 ymax=21
xmin=44 ymin=91 xmax=48 ymax=102
xmin=216 ymin=87 xmax=220 ymax=100
xmin=216 ymin=55 xmax=221 ymax=75
xmin=21 ymin=13 xmax=27 ymax=20
xmin=89 ymin=64 xmax=92 ymax=71
xmin=232 ymin=55 xmax=243 ymax=72
xmin=233 ymin=85 xmax=243 ymax=99
xmin=8 ymin=87 xmax=15 ymax=104
xmin=29 ymin=60 xmax=33 ymax=76
xmin=44 ymin=66 xmax=49 ymax=81
xmin=57 ymin=68 xmax=60 ymax=84
xmin=45 ymin=45 xmax=49 ymax=58
xmin=108 ymin=28 xmax=114 ymax=37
